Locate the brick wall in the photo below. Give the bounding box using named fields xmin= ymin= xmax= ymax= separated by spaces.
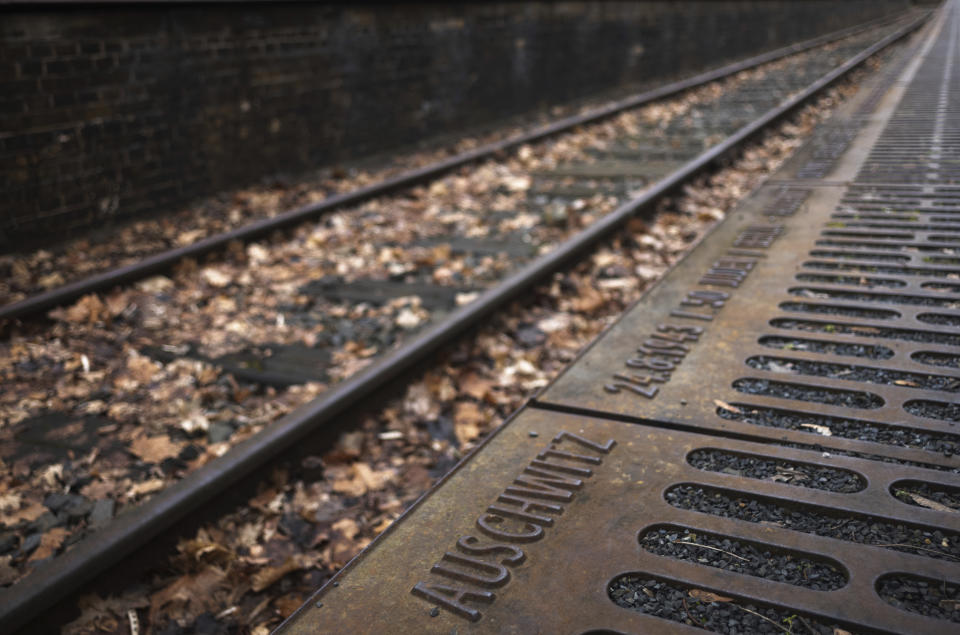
xmin=0 ymin=1 xmax=909 ymax=247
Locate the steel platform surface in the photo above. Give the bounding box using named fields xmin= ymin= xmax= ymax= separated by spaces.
xmin=278 ymin=4 xmax=960 ymax=633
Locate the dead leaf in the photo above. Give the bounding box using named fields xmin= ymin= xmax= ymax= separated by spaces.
xmin=250 ymin=555 xmax=311 ymax=592
xmin=688 ymin=588 xmax=732 ymax=603
xmin=28 ymin=527 xmax=69 ymax=562
xmin=571 ymin=284 xmax=604 ymax=313
xmin=800 ymin=423 xmax=833 ymax=437
xmin=893 ymin=379 xmax=919 ymax=387
xmin=2 ymin=500 xmax=47 ymax=524
xmin=713 ymin=399 xmax=741 ymax=414
xmin=454 ymin=401 xmax=483 ymax=445
xmin=904 ymin=492 xmax=954 ymax=513
xmin=126 ymin=479 xmax=166 ymax=500
xmin=129 ymin=435 xmax=183 ymax=463
xmin=460 ymin=373 xmax=494 ymax=400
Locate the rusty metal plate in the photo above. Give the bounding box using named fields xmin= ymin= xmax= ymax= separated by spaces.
xmin=278 ymin=409 xmax=960 ymax=633
xmin=534 ymin=179 xmax=960 ymax=472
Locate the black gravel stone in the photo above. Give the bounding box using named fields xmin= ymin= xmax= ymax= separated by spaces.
xmin=803 ymin=260 xmax=960 ymax=278
xmin=905 ymin=399 xmax=960 ymax=423
xmin=878 ymin=574 xmax=960 ymax=623
xmin=770 ymin=318 xmax=960 ymax=347
xmin=780 ymin=301 xmax=898 ymax=320
xmin=666 ymin=484 xmax=960 ymax=561
xmin=911 ymin=351 xmax=960 ymax=369
xmin=789 ymin=286 xmax=960 ymax=308
xmin=733 ymin=378 xmax=883 ymax=409
xmin=746 ymin=355 xmax=960 ymax=393
xmin=715 ymin=403 xmax=960 ymax=455
xmin=639 ymin=526 xmax=846 ymax=590
xmin=687 ymin=449 xmax=864 ymax=492
xmin=758 ymin=336 xmax=893 ymax=359
xmin=608 ymin=575 xmax=850 ymax=633
xmin=894 ymin=481 xmax=960 ymax=512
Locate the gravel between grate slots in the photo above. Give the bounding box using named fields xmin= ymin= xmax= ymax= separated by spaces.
xmin=666 ymin=484 xmax=960 ymax=561
xmin=894 ymin=481 xmax=960 ymax=513
xmin=794 ymin=273 xmax=906 ymax=288
xmin=746 ymin=356 xmax=960 ymax=392
xmin=609 ymin=575 xmax=852 ymax=634
xmin=716 ymin=404 xmax=960 ymax=456
xmin=732 ymin=378 xmax=883 ymax=409
xmin=877 ymin=575 xmax=960 ymax=623
xmin=779 ymin=301 xmax=898 ymax=319
xmin=639 ymin=526 xmax=847 ymax=590
xmin=803 ymin=260 xmax=960 ymax=277
xmin=770 ymin=319 xmax=960 ymax=347
xmin=790 ymin=287 xmax=960 ymax=308
xmin=758 ymin=336 xmax=893 ymax=359
xmin=918 ymin=313 xmax=960 ymax=327
xmin=912 ymin=351 xmax=960 ymax=369
xmin=687 ymin=449 xmax=864 ymax=492
xmin=905 ymin=400 xmax=960 ymax=423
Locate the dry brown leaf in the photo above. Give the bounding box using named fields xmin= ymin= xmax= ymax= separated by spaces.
xmin=454 ymin=401 xmax=483 ymax=445
xmin=905 ymin=492 xmax=954 ymax=513
xmin=3 ymin=500 xmax=47 ymax=524
xmin=570 ymin=284 xmax=604 ymax=313
xmin=129 ymin=435 xmax=183 ymax=463
xmin=833 ymin=629 xmax=852 ymax=635
xmin=893 ymin=379 xmax=919 ymax=387
xmin=353 ymin=462 xmax=394 ymax=491
xmin=713 ymin=399 xmax=741 ymax=414
xmin=250 ymin=556 xmax=310 ymax=592
xmin=28 ymin=527 xmax=69 ymax=562
xmin=149 ymin=566 xmax=227 ymax=623
xmin=61 ymin=294 xmax=106 ymax=325
xmin=459 ymin=373 xmax=493 ymax=400
xmin=688 ymin=588 xmax=732 ymax=603
xmin=127 ymin=479 xmax=166 ymax=500
xmin=800 ymin=423 xmax=832 ymax=437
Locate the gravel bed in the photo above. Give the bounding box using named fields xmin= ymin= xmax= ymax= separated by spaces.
xmin=815 ymin=239 xmax=903 ymax=250
xmin=877 ymin=574 xmax=960 ymax=623
xmin=922 ymin=281 xmax=960 ymax=292
xmin=687 ymin=449 xmax=865 ymax=492
xmin=746 ymin=355 xmax=960 ymax=393
xmin=609 ymin=575 xmax=855 ymax=634
xmin=665 ymin=484 xmax=960 ymax=561
xmin=808 ymin=250 xmax=910 ymax=261
xmin=911 ymin=351 xmax=960 ymax=369
xmin=803 ymin=260 xmax=960 ymax=278
xmin=794 ymin=272 xmax=906 ymax=288
xmin=905 ymin=400 xmax=960 ymax=423
xmin=893 ymin=481 xmax=960 ymax=513
xmin=917 ymin=313 xmax=960 ymax=326
xmin=778 ymin=301 xmax=899 ymax=320
xmin=715 ymin=403 xmax=960 ymax=456
xmin=732 ymin=378 xmax=883 ymax=409
xmin=757 ymin=336 xmax=893 ymax=359
xmin=639 ymin=525 xmax=847 ymax=589
xmin=770 ymin=319 xmax=960 ymax=347
xmin=789 ymin=287 xmax=960 ymax=309
xmin=927 ymin=256 xmax=960 ymax=265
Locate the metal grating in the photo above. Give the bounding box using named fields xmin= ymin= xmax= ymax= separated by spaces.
xmin=278 ymin=411 xmax=960 ymax=634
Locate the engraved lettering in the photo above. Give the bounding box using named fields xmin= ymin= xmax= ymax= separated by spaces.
xmin=486 ymin=503 xmax=556 ymax=527
xmin=528 ymin=458 xmax=593 ymax=476
xmin=536 ymin=448 xmax=602 ymax=465
xmin=476 ymin=514 xmax=543 ymax=543
xmin=432 ymin=552 xmax=511 ymax=588
xmin=411 ymin=581 xmax=494 ymax=622
xmin=520 ymin=466 xmax=584 ymax=489
xmin=456 ymin=536 xmax=526 ymax=566
xmin=414 ymin=430 xmax=614 ymax=621
xmin=604 ymin=381 xmax=658 ymax=397
xmin=552 ymin=431 xmax=616 ymax=454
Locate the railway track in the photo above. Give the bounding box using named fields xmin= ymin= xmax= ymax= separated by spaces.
xmin=279 ymin=2 xmax=960 ymax=632
xmin=0 ymin=9 xmax=933 ymax=632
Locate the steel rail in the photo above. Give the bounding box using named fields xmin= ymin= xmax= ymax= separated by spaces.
xmin=0 ymin=11 xmax=931 ymax=633
xmin=0 ymin=10 xmax=917 ymax=324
